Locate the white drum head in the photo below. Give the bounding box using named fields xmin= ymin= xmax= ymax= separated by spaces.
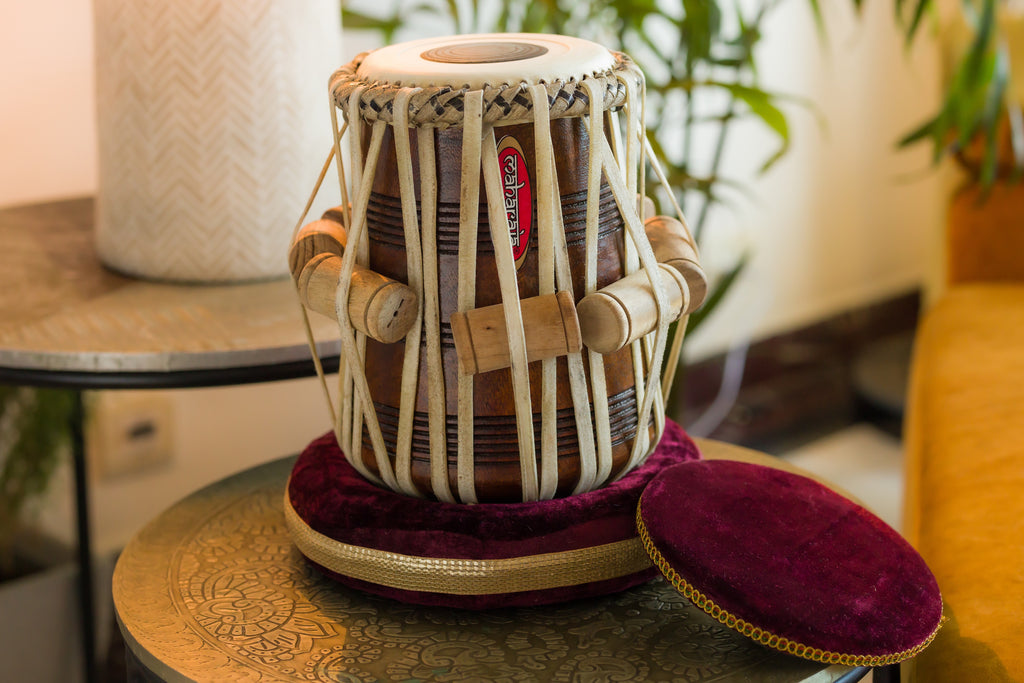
xmin=356 ymin=33 xmax=616 ymax=90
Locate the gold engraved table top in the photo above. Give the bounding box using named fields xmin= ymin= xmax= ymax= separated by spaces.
xmin=0 ymin=198 xmax=339 ymax=374
xmin=112 ymin=439 xmax=865 ymax=682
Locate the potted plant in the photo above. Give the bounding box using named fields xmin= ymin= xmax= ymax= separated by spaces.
xmin=0 ymin=386 xmax=75 ymax=580
xmin=896 ymin=0 xmax=1020 ymax=185
xmin=0 ymin=387 xmax=93 ymax=682
xmin=894 ymin=0 xmax=1024 ymax=288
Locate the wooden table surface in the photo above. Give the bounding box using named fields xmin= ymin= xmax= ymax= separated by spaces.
xmin=112 ymin=438 xmax=868 ymax=683
xmin=0 ymin=198 xmax=339 ymax=375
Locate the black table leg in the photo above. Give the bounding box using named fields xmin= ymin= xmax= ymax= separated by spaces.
xmin=71 ymin=390 xmax=97 ymax=683
xmin=836 ymin=666 xmax=872 ymax=683
xmin=874 ymin=663 xmax=901 ymax=683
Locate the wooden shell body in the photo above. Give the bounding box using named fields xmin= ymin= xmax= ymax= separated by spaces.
xmin=358 ymin=118 xmax=653 ymax=501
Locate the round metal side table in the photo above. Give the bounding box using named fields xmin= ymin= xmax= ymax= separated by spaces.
xmin=113 ymin=439 xmax=870 ymax=683
xmin=0 ymin=197 xmax=341 ymax=683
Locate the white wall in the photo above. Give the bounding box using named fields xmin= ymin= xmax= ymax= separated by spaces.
xmin=3 ymin=1 xmax=943 ymax=550
xmin=0 ymin=1 xmax=98 ymax=206
xmin=37 ymin=382 xmax=335 ymax=554
xmin=681 ymin=1 xmax=944 ymax=359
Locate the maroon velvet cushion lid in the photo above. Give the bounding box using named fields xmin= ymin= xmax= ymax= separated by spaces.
xmin=286 ymin=419 xmax=699 ymax=609
xmin=637 ymin=460 xmax=943 ymax=667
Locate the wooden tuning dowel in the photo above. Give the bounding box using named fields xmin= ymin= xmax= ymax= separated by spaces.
xmin=638 ymin=194 xmax=657 ymax=221
xmin=290 ymin=214 xmax=418 ymax=344
xmin=450 ymin=291 xmax=582 ymax=376
xmin=577 ymin=264 xmax=689 ymax=355
xmin=643 ymin=214 xmax=708 ymax=312
xmin=289 ymin=215 xmax=347 ymax=280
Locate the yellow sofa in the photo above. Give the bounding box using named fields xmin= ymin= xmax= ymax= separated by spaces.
xmin=903 ymin=181 xmax=1024 ymax=681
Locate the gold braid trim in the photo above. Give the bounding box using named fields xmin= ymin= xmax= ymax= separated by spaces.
xmin=285 ymin=491 xmax=654 ymax=595
xmin=635 ymin=504 xmax=944 ymax=668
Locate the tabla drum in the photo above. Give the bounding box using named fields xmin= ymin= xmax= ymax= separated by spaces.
xmin=291 ymin=33 xmax=706 ymax=503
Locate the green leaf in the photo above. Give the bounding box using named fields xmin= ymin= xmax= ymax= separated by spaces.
xmin=609 ymin=0 xmax=659 ymax=24
xmin=718 ymin=83 xmax=791 ymax=171
xmin=0 ymin=387 xmax=75 ymax=569
xmin=904 ymin=0 xmax=931 ymax=45
xmin=978 ymin=47 xmax=1008 ymax=185
xmin=721 ymin=6 xmax=762 ymax=69
xmin=758 ymin=146 xmax=789 ymax=174
xmin=947 ymin=39 xmax=997 ymax=148
xmin=680 ymin=0 xmax=722 ymax=64
xmin=963 ymin=0 xmax=997 ymax=80
xmin=897 ymin=0 xmax=1004 ymax=178
xmin=805 ymin=0 xmax=826 ymax=42
xmin=896 ymin=115 xmax=940 ymax=148
xmin=646 ymin=134 xmax=672 ymax=167
xmin=521 ymin=2 xmax=551 ymax=33
xmin=341 ymin=8 xmax=399 ymax=32
xmin=444 ymin=0 xmax=462 ymax=33
xmin=928 ymin=0 xmax=1012 ymax=184
xmin=981 ymin=47 xmax=1009 ymax=132
xmin=687 ymin=255 xmax=749 ymax=336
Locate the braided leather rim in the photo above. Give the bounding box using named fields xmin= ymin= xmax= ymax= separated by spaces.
xmin=330 ymin=50 xmax=642 ymax=128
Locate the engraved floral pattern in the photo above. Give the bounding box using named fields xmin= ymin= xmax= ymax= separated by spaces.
xmin=305 ymin=645 xmax=380 ymax=682
xmin=348 ymin=614 xmax=423 ymax=649
xmin=174 ymin=489 xmax=340 ymax=670
xmin=385 ymin=631 xmax=520 ymax=681
xmin=554 ymin=652 xmax=650 ymax=682
xmin=649 ymin=621 xmax=762 ymax=680
xmin=504 ymin=625 xmax=569 ymax=670
xmin=187 ymin=563 xmax=335 ymax=665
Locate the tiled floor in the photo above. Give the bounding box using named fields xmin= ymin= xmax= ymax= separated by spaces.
xmin=781 ymin=423 xmax=905 ymax=532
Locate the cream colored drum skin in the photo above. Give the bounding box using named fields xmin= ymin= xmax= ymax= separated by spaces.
xmin=357 ymin=34 xmax=616 ymax=91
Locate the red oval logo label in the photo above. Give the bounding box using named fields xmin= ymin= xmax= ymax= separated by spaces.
xmin=496 ymin=136 xmax=532 ymax=269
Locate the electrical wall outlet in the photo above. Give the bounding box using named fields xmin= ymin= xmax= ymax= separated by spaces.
xmin=88 ymin=391 xmax=174 ymax=480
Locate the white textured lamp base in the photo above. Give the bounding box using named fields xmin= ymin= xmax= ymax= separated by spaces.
xmin=93 ymin=0 xmax=341 ymax=283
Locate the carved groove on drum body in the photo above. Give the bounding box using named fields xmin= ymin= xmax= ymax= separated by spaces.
xmin=364 ymin=386 xmax=646 ymax=457
xmin=365 ymin=187 xmax=624 ymax=254
xmin=361 ymin=388 xmax=655 ymax=501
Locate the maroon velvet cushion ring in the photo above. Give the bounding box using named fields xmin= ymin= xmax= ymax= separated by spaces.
xmin=286 ymin=419 xmax=699 ymax=610
xmin=637 ymin=460 xmax=944 ymax=667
